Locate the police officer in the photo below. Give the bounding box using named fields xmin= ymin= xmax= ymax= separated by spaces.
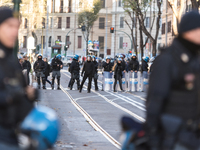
xmin=79 ymin=55 xmax=95 ymax=93
xmin=103 ymin=56 xmax=112 ymax=72
xmin=113 ymin=58 xmax=124 ymax=92
xmin=70 ymin=54 xmax=80 ymax=90
xmin=0 ymin=6 xmax=35 ymax=150
xmin=146 ymin=11 xmax=200 ymax=150
xmin=118 ymin=54 xmax=126 ymax=73
xmin=129 ymin=54 xmax=139 ymax=73
xmin=22 ymin=55 xmax=31 ymax=85
xmin=92 ymin=55 xmax=99 ymax=91
xmin=51 ymin=54 xmax=63 ymax=90
xmin=33 ymin=54 xmax=46 ymax=89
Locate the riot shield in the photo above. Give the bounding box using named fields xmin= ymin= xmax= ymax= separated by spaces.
xmin=22 ymin=69 xmax=28 ymax=85
xmin=141 ymin=71 xmax=149 ymax=92
xmin=103 ymin=71 xmax=113 ymax=91
xmin=128 ymin=72 xmax=139 ymax=92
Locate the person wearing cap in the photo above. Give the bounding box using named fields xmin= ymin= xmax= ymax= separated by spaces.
xmin=79 ymin=55 xmax=95 ymax=93
xmin=113 ymin=58 xmax=124 ymax=92
xmin=22 ymin=55 xmax=31 ymax=85
xmin=146 ymin=11 xmax=200 ymax=150
xmin=0 ymin=6 xmax=36 ymax=150
xmin=103 ymin=56 xmax=112 ymax=72
xmin=70 ymin=54 xmax=80 ymax=90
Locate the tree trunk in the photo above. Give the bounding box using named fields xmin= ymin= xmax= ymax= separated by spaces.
xmin=152 ymin=40 xmax=156 ymax=56
xmin=139 ymin=27 xmax=144 ymax=60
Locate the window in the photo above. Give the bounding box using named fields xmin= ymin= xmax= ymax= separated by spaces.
xmin=42 ymin=17 xmax=45 ymax=28
xmin=162 ymin=23 xmax=165 ymax=35
xmin=101 ymin=0 xmax=105 ymax=8
xmin=168 ymin=21 xmax=171 ymax=33
xmin=68 ymin=0 xmax=72 ymax=13
xmin=57 ymin=36 xmax=61 ymax=41
xmin=107 ymin=49 xmax=111 ymax=55
xmin=120 ymin=17 xmax=124 ymax=28
xmin=118 ymin=0 xmax=122 ymax=7
xmin=119 ymin=37 xmax=123 ymax=49
xmin=50 ymin=17 xmax=53 ymax=28
xmin=51 ymin=0 xmax=55 ymax=13
xmin=58 ymin=17 xmax=62 ymax=28
xmin=48 ymin=36 xmax=51 ymax=47
xmin=66 ymin=17 xmax=70 ymax=28
xmin=66 ymin=36 xmax=70 ymax=48
xmin=24 ymin=18 xmax=28 ymax=29
xmin=41 ymin=36 xmax=45 ymax=47
xmin=78 ymin=36 xmax=82 ymax=48
xmin=60 ymin=0 xmax=63 ymax=13
xmin=99 ymin=17 xmax=105 ymax=29
xmin=23 ymin=36 xmax=27 ymax=48
xmin=145 ymin=17 xmax=150 ymax=28
xmin=99 ymin=36 xmax=104 ymax=49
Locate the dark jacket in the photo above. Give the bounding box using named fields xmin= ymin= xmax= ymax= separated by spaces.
xmin=92 ymin=60 xmax=98 ymax=73
xmin=44 ymin=62 xmax=51 ymax=76
xmin=146 ymin=37 xmax=200 ymax=148
xmin=121 ymin=60 xmax=126 ymax=71
xmin=82 ymin=60 xmax=95 ymax=75
xmin=0 ymin=42 xmax=33 ymax=145
xmin=114 ymin=63 xmax=123 ymax=77
xmin=103 ymin=62 xmax=112 ymax=72
xmin=51 ymin=58 xmax=63 ymax=71
xmin=129 ymin=58 xmax=139 ymax=71
xmin=33 ymin=59 xmax=45 ymax=72
xmin=141 ymin=60 xmax=148 ymax=72
xmin=70 ymin=59 xmax=80 ymax=74
xmin=22 ymin=60 xmax=31 ymax=72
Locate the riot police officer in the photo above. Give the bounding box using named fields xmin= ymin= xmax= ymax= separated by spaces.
xmin=79 ymin=55 xmax=95 ymax=93
xmin=22 ymin=55 xmax=31 ymax=85
xmin=70 ymin=54 xmax=80 ymax=90
xmin=113 ymin=58 xmax=124 ymax=92
xmin=146 ymin=11 xmax=200 ymax=150
xmin=33 ymin=54 xmax=46 ymax=89
xmin=51 ymin=54 xmax=63 ymax=90
xmin=103 ymin=56 xmax=112 ymax=72
xmin=92 ymin=55 xmax=99 ymax=91
xmin=0 ymin=6 xmax=35 ymax=150
xmin=129 ymin=54 xmax=139 ymax=73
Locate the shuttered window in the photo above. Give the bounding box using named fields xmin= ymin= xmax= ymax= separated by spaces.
xmin=78 ymin=36 xmax=82 ymax=48
xmin=66 ymin=17 xmax=70 ymax=28
xmin=99 ymin=18 xmax=105 ymax=29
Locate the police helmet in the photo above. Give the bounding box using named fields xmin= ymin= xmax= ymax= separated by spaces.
xmin=118 ymin=54 xmax=123 ymax=58
xmin=106 ymin=56 xmax=110 ymax=60
xmin=18 ymin=54 xmax=23 ymax=59
xmin=37 ymin=54 xmax=42 ymax=58
xmin=20 ymin=106 xmax=59 ymax=150
xmin=144 ymin=56 xmax=149 ymax=62
xmin=56 ymin=54 xmax=62 ymax=60
xmin=150 ymin=56 xmax=156 ymax=62
xmin=118 ymin=58 xmax=122 ymax=61
xmin=74 ymin=54 xmax=79 ymax=61
xmin=132 ymin=54 xmax=136 ymax=57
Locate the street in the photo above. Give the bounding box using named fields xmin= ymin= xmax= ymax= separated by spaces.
xmin=38 ymin=67 xmax=146 ymax=150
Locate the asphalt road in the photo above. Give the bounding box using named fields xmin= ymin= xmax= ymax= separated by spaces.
xmin=37 ymin=67 xmax=147 ymax=150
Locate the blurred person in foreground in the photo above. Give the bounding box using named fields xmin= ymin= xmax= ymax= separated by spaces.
xmin=0 ymin=6 xmax=36 ymax=150
xmin=146 ymin=11 xmax=200 ymax=150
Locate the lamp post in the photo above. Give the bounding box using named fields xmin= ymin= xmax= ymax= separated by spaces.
xmin=41 ymin=26 xmax=44 ymax=55
xmin=12 ymin=0 xmax=21 ymax=56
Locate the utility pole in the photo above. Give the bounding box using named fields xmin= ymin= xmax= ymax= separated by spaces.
xmin=104 ymin=7 xmax=108 ymax=58
xmin=41 ymin=27 xmax=44 ymax=55
xmin=13 ymin=0 xmax=21 ymax=56
xmin=52 ymin=0 xmax=55 ymax=46
xmin=45 ymin=6 xmax=49 ymax=58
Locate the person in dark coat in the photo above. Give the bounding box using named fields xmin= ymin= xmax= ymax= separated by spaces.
xmin=79 ymin=55 xmax=95 ymax=93
xmin=113 ymin=58 xmax=124 ymax=92
xmin=33 ymin=54 xmax=46 ymax=89
xmin=103 ymin=56 xmax=112 ymax=72
xmin=92 ymin=56 xmax=99 ymax=91
xmin=43 ymin=58 xmax=51 ymax=85
xmin=22 ymin=55 xmax=31 ymax=85
xmin=118 ymin=54 xmax=126 ymax=72
xmin=0 ymin=7 xmax=36 ymax=150
xmin=129 ymin=54 xmax=139 ymax=73
xmin=146 ymin=11 xmax=200 ymax=150
xmin=70 ymin=55 xmax=80 ymax=90
xmin=141 ymin=57 xmax=149 ymax=73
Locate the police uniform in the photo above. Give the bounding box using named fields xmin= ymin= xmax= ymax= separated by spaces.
xmin=51 ymin=55 xmax=63 ymax=90
xmin=70 ymin=55 xmax=80 ymax=90
xmin=146 ymin=12 xmax=200 ymax=150
xmin=92 ymin=56 xmax=99 ymax=91
xmin=33 ymin=55 xmax=46 ymax=89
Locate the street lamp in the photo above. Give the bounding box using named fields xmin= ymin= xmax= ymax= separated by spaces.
xmin=41 ymin=26 xmax=44 ymax=55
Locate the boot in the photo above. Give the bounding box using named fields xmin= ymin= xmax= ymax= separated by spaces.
xmin=43 ymin=85 xmax=46 ymax=89
xmin=57 ymin=85 xmax=61 ymax=90
xmin=79 ymin=88 xmax=82 ymax=93
xmin=87 ymin=90 xmax=90 ymax=93
xmin=51 ymin=84 xmax=54 ymax=90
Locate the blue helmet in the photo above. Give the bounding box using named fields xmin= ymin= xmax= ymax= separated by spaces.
xmin=106 ymin=56 xmax=110 ymax=60
xmin=132 ymin=54 xmax=136 ymax=57
xmin=74 ymin=54 xmax=79 ymax=60
xmin=118 ymin=54 xmax=123 ymax=58
xmin=37 ymin=54 xmax=42 ymax=58
xmin=56 ymin=54 xmax=62 ymax=60
xmin=118 ymin=58 xmax=122 ymax=61
xmin=144 ymin=56 xmax=149 ymax=62
xmin=92 ymin=55 xmax=96 ymax=58
xmin=20 ymin=106 xmax=60 ymax=150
